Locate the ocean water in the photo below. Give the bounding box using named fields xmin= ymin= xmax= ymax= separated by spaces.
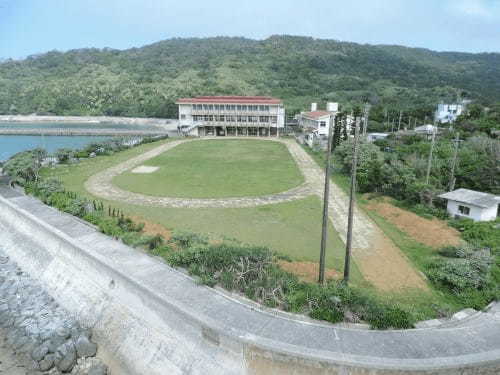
xmin=0 ymin=135 xmax=113 ymax=162
xmin=0 ymin=121 xmax=171 ymax=162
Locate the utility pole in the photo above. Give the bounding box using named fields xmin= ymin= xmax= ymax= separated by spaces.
xmin=397 ymin=110 xmax=402 ymax=131
xmin=362 ymin=103 xmax=370 ymax=136
xmin=449 ymin=132 xmax=461 ymax=191
xmin=425 ymin=123 xmax=437 ymax=185
xmin=318 ymin=114 xmax=335 ymax=285
xmin=343 ymin=117 xmax=360 ymax=284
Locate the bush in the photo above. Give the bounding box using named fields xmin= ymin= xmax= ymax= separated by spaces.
xmin=449 ymin=219 xmax=500 ymax=250
xmin=427 ymin=245 xmax=493 ymax=293
xmin=170 ymin=230 xmax=208 ymax=249
xmin=168 ymin=243 xmax=299 ymax=308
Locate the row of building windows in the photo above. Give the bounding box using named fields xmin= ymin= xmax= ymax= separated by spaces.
xmin=192 ymin=115 xmax=278 ymax=123
xmin=192 ymin=104 xmax=271 ymax=112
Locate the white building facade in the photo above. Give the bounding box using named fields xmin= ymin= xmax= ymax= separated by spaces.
xmin=435 ymin=103 xmax=465 ymax=124
xmin=176 ymin=96 xmax=285 ymax=137
xmin=297 ymin=102 xmax=339 ymax=137
xmin=439 ymin=189 xmax=499 ymax=222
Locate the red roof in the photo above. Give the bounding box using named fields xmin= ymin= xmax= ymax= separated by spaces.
xmin=302 ymin=111 xmax=332 ymax=119
xmin=176 ymin=96 xmax=282 ymax=104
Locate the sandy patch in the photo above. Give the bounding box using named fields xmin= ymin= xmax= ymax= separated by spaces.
xmin=130 ymin=215 xmax=172 ymax=240
xmin=354 ymin=232 xmax=429 ymax=292
xmin=365 ymin=198 xmax=461 ymax=248
xmin=279 ymin=261 xmax=340 ymax=283
xmin=131 ymin=165 xmax=159 ymax=174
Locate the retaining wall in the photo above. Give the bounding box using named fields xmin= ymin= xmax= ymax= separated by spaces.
xmin=0 ymin=192 xmax=499 ymax=374
xmin=0 ymin=115 xmax=175 ymax=126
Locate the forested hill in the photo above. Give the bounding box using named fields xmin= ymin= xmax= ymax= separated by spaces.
xmin=1 ymin=35 xmax=499 ymax=118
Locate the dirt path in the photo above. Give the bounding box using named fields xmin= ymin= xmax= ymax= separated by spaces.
xmin=85 ymin=137 xmax=428 ymax=291
xmin=85 ymin=138 xmax=313 ymax=208
xmin=365 ymin=199 xmax=462 ymax=248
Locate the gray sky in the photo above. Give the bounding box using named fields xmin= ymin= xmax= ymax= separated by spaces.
xmin=0 ymin=0 xmax=499 ymax=59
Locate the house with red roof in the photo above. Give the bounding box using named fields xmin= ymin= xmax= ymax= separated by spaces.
xmin=297 ymin=102 xmax=339 ymax=147
xmin=175 ymin=96 xmax=285 ymax=137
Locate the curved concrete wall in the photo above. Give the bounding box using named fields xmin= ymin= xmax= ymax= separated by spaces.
xmin=0 ymin=192 xmax=499 ymax=375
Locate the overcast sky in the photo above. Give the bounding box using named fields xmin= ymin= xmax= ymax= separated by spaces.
xmin=0 ymin=0 xmax=499 ymax=59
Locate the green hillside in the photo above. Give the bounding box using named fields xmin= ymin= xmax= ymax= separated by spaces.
xmin=1 ymin=35 xmax=499 ymax=118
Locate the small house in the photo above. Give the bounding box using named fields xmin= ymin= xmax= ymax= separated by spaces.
xmin=414 ymin=124 xmax=438 ymax=135
xmin=439 ymin=189 xmax=499 ymax=222
xmin=297 ymin=102 xmax=338 ymax=137
xmin=367 ymin=133 xmax=389 ymax=142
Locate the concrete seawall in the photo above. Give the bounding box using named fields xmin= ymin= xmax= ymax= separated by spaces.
xmin=0 ymin=191 xmax=499 ymax=374
xmin=0 ymin=115 xmax=175 ymax=126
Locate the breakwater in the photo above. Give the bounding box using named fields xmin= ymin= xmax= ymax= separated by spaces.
xmin=0 ymin=128 xmax=171 ymax=136
xmin=0 ymin=189 xmax=499 ymax=374
xmin=0 ymin=115 xmax=176 ymax=126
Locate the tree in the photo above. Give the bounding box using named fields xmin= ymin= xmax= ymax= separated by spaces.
xmin=331 ymin=113 xmax=342 ymax=150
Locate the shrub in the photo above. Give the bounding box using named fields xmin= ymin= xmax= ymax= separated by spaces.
xmin=168 ymin=243 xmax=298 ymax=308
xmin=117 ymin=216 xmax=144 ymax=232
xmin=449 ymin=219 xmax=500 ymax=250
xmin=170 ymin=230 xmax=208 ymax=249
xmin=427 ymin=245 xmax=493 ymax=293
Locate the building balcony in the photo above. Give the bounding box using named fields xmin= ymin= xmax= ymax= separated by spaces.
xmin=196 ymin=121 xmax=278 ymax=127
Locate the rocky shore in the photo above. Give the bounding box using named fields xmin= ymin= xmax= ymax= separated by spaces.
xmin=0 ymin=252 xmax=108 ymax=375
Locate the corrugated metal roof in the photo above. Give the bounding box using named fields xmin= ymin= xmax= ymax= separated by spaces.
xmin=176 ymin=96 xmax=282 ymax=104
xmin=439 ymin=188 xmax=500 ymax=208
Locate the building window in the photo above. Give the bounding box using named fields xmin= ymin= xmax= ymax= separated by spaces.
xmin=320 ymin=121 xmax=326 ymax=127
xmin=214 ymin=104 xmax=219 ymax=110
xmin=260 ymin=116 xmax=269 ymax=123
xmin=241 ymin=105 xmax=247 ymax=111
xmin=271 ymin=116 xmax=277 ymax=124
xmin=180 ymin=114 xmax=186 ymax=120
xmin=458 ymin=205 xmax=470 ymax=215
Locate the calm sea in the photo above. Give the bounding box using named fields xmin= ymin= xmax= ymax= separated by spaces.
xmin=0 ymin=122 xmax=167 ymax=162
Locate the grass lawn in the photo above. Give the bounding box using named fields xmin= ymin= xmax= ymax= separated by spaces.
xmin=43 ymin=139 xmax=362 ymax=283
xmin=113 ymin=139 xmax=304 ymax=198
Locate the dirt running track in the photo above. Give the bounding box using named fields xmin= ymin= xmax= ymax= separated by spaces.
xmin=85 ymin=137 xmax=427 ymax=291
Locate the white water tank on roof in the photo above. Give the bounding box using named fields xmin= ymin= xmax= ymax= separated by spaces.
xmin=311 ymin=103 xmax=317 ymax=111
xmin=327 ymin=102 xmax=338 ymax=112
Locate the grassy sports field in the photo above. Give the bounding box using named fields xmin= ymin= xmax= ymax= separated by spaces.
xmin=43 ymin=138 xmax=361 ymax=282
xmin=113 ymin=139 xmax=304 ymax=198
